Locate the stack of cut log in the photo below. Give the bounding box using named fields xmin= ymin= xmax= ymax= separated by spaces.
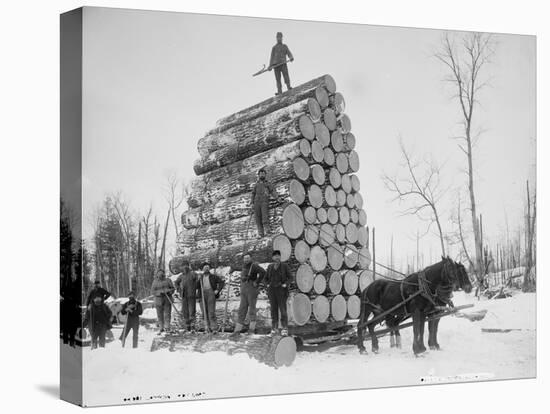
xmin=170 ymin=74 xmax=373 ymax=333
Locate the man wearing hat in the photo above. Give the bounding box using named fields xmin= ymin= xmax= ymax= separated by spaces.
xmin=265 ymin=250 xmax=291 ymax=336
xmin=119 ymin=291 xmax=143 ymax=348
xmin=83 ymin=295 xmax=112 ymax=349
xmin=196 ymin=263 xmax=225 ymax=333
xmin=232 ymin=253 xmax=266 ymax=336
xmin=86 ymin=279 xmax=111 ymax=308
xmin=269 ymin=32 xmax=294 ymax=95
xmin=150 ymin=269 xmax=175 ymax=333
xmin=251 ymin=167 xmax=276 ymax=238
xmin=174 ymin=260 xmax=198 ymax=332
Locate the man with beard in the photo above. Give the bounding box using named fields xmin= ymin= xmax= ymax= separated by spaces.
xmin=83 ymin=295 xmax=112 ymax=349
xmin=175 ymin=261 xmax=198 ymax=332
xmin=251 ymin=167 xmax=276 ymax=238
xmin=196 ymin=263 xmax=225 ymax=333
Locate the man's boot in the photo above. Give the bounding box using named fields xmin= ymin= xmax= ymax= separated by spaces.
xmin=248 ymin=321 xmax=256 ymax=335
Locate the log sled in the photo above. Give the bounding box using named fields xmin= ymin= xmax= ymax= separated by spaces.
xmin=164 ymin=74 xmax=373 ymax=367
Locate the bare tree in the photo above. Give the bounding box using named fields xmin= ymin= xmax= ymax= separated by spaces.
xmin=522 ymin=180 xmax=536 ymax=291
xmin=434 ymin=32 xmax=495 ymax=279
xmin=163 ymin=170 xmax=188 ymax=243
xmin=382 ymin=138 xmax=448 ymax=256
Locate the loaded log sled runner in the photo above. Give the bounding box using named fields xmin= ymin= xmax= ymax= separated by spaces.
xmin=356 ymin=257 xmax=473 ymax=355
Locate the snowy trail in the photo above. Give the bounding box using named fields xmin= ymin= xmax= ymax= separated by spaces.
xmin=79 ymin=292 xmax=536 ymax=407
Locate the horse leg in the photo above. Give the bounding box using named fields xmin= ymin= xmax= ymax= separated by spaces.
xmin=417 ymin=312 xmax=427 ymax=353
xmin=395 ymin=329 xmax=402 ymax=348
xmin=412 ymin=310 xmax=420 ymax=355
xmin=390 ymin=330 xmax=396 ymax=348
xmin=369 ymin=321 xmax=379 ymax=353
xmin=428 ymin=318 xmax=441 ymax=350
xmin=357 ymin=306 xmax=371 ymax=355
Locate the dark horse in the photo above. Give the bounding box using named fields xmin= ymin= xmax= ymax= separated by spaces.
xmin=357 ymin=257 xmax=472 ymax=355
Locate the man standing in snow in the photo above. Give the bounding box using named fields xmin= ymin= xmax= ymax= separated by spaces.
xmin=269 ymin=32 xmax=294 ymax=95
xmin=86 ymin=279 xmax=111 ymax=307
xmin=150 ymin=269 xmax=175 ymax=333
xmin=265 ymin=250 xmax=291 ymax=336
xmin=83 ymin=295 xmax=112 ymax=349
xmin=233 ymin=253 xmax=266 ymax=336
xmin=251 ymin=167 xmax=276 ymax=238
xmin=120 ymin=291 xmax=143 ymax=348
xmin=175 ymin=261 xmax=198 ymax=332
xmin=196 ymin=263 xmax=225 ymax=333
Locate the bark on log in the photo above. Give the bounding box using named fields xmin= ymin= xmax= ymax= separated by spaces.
xmin=347 ymin=295 xmax=361 ymax=319
xmin=151 ymin=333 xmax=297 ymax=368
xmin=312 ymin=295 xmax=330 ymax=322
xmin=342 ymin=269 xmax=359 ymax=295
xmin=358 ymin=269 xmax=375 ymax=292
xmin=183 ymin=179 xmax=304 ymax=229
xmin=331 ymin=295 xmax=347 ymax=321
xmin=187 ymin=141 xmax=308 ymax=208
xmin=207 ymin=74 xmax=336 ymax=135
xmin=194 ymin=106 xmax=318 ymax=175
xmin=327 ymin=246 xmax=344 ymax=271
xmin=293 ymin=240 xmax=310 ymax=263
xmin=197 ymin=98 xmax=319 ymax=159
xmin=329 ymin=271 xmax=343 ymax=294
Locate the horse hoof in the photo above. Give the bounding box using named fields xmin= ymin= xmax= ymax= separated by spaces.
xmin=359 ymin=349 xmax=368 ymax=355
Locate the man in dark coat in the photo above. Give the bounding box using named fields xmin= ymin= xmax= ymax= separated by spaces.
xmin=265 ymin=250 xmax=291 ymax=336
xmin=269 ymin=32 xmax=294 ymax=95
xmin=119 ymin=291 xmax=143 ymax=348
xmin=196 ymin=263 xmax=225 ymax=333
xmin=150 ymin=269 xmax=175 ymax=333
xmin=233 ymin=253 xmax=266 ymax=335
xmin=174 ymin=261 xmax=198 ymax=331
xmin=86 ymin=279 xmax=111 ymax=307
xmin=83 ymin=295 xmax=112 ymax=349
xmin=251 ymin=168 xmax=276 ymax=238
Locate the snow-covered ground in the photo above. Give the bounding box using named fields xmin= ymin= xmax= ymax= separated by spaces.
xmin=76 ymin=291 xmax=536 ymax=407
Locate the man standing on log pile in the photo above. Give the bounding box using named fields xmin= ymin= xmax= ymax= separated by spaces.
xmin=266 ymin=250 xmax=290 ymax=336
xmin=269 ymin=32 xmax=294 ymax=96
xmin=174 ymin=260 xmax=198 ymax=332
xmin=232 ymin=253 xmax=266 ymax=337
xmin=251 ymin=168 xmax=276 ymax=238
xmin=86 ymin=279 xmax=111 ymax=307
xmin=150 ymin=269 xmax=175 ymax=334
xmin=197 ymin=263 xmax=225 ymax=333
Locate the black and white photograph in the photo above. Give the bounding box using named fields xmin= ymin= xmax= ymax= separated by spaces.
xmin=55 ymin=3 xmax=538 ymax=409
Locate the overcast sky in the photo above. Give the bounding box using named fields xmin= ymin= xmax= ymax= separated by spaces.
xmin=80 ymin=7 xmax=535 ymax=269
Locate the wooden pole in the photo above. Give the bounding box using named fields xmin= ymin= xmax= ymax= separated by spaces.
xmin=160 ymin=209 xmax=170 ymax=271
xmin=372 ymin=227 xmax=376 ymax=280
